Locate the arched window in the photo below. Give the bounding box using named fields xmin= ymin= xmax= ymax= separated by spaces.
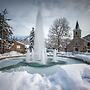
xmin=87 ymin=42 xmax=90 ymax=46
xmin=76 ymin=32 xmax=77 ymax=35
xmin=75 ymin=48 xmax=78 ymax=51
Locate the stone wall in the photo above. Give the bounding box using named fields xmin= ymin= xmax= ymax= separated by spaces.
xmin=66 ymin=37 xmax=87 ymax=52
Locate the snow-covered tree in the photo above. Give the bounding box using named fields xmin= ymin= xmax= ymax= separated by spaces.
xmin=48 ymin=17 xmax=70 ymax=51
xmin=0 ymin=9 xmax=13 ymax=53
xmin=0 ymin=9 xmax=13 ymax=40
xmin=29 ymin=27 xmax=34 ymax=52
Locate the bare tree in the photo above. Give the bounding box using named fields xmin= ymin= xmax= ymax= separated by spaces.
xmin=48 ymin=17 xmax=70 ymax=51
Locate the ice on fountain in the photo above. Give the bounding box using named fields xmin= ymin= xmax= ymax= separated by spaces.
xmin=53 ymin=49 xmax=57 ymax=62
xmin=26 ymin=5 xmax=47 ymax=64
xmin=33 ymin=6 xmax=47 ymax=64
xmin=26 ymin=49 xmax=32 ymax=62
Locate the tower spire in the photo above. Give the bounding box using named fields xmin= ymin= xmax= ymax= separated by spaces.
xmin=73 ymin=21 xmax=81 ymax=38
xmin=75 ymin=21 xmax=79 ymax=29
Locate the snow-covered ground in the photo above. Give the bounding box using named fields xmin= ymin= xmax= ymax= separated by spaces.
xmin=0 ymin=51 xmax=25 ymax=60
xmin=0 ymin=51 xmax=90 ymax=63
xmin=57 ymin=52 xmax=90 ymax=63
xmin=0 ymin=64 xmax=90 ymax=90
xmin=75 ymin=54 xmax=90 ymax=63
xmin=0 ymin=51 xmax=90 ymax=90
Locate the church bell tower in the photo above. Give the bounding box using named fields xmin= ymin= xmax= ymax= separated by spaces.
xmin=73 ymin=21 xmax=81 ymax=38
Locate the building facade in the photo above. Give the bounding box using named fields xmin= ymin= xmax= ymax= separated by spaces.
xmin=83 ymin=34 xmax=90 ymax=52
xmin=66 ymin=21 xmax=87 ymax=52
xmin=10 ymin=41 xmax=26 ymax=54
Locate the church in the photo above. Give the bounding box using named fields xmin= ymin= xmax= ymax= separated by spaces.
xmin=66 ymin=21 xmax=90 ymax=52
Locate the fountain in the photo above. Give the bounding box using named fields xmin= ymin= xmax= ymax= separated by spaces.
xmin=0 ymin=3 xmax=83 ymax=73
xmin=0 ymin=4 xmax=86 ymax=89
xmin=26 ymin=5 xmax=77 ymax=66
xmin=33 ymin=6 xmax=47 ymax=64
xmin=26 ymin=6 xmax=47 ymax=64
xmin=53 ymin=49 xmax=57 ymax=62
xmin=26 ymin=49 xmax=31 ymax=62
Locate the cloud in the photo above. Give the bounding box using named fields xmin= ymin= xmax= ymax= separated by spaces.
xmin=0 ymin=0 xmax=90 ymax=9
xmin=0 ymin=0 xmax=90 ymax=37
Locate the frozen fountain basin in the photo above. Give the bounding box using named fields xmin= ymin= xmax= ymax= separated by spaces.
xmin=0 ymin=56 xmax=84 ymax=75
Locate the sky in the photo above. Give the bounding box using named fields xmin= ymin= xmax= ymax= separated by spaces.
xmin=0 ymin=0 xmax=90 ymax=38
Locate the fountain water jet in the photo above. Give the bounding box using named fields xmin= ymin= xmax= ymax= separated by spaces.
xmin=53 ymin=49 xmax=57 ymax=62
xmin=26 ymin=49 xmax=32 ymax=62
xmin=33 ymin=7 xmax=47 ymax=64
xmin=26 ymin=6 xmax=47 ymax=64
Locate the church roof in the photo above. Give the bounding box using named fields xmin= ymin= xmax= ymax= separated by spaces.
xmin=75 ymin=21 xmax=79 ymax=29
xmin=74 ymin=21 xmax=81 ymax=31
xmin=83 ymin=34 xmax=90 ymax=42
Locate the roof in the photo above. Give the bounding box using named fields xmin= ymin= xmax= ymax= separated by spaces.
xmin=76 ymin=21 xmax=79 ymax=29
xmin=15 ymin=41 xmax=25 ymax=45
xmin=73 ymin=21 xmax=81 ymax=31
xmin=14 ymin=40 xmax=25 ymax=46
xmin=83 ymin=34 xmax=90 ymax=42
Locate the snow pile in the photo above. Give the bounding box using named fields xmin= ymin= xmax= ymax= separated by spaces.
xmin=82 ymin=67 xmax=90 ymax=83
xmin=0 ymin=51 xmax=24 ymax=59
xmin=0 ymin=64 xmax=90 ymax=90
xmin=56 ymin=52 xmax=75 ymax=58
xmin=0 ymin=71 xmax=59 ymax=90
xmin=75 ymin=54 xmax=90 ymax=63
xmin=9 ymin=51 xmax=23 ymax=56
xmin=57 ymin=52 xmax=90 ymax=63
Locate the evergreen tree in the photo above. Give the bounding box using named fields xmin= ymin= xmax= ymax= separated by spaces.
xmin=0 ymin=9 xmax=13 ymax=53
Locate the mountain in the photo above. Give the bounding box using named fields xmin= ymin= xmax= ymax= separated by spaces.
xmin=15 ymin=35 xmax=30 ymax=45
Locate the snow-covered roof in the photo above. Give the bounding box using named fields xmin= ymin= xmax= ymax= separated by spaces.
xmin=0 ymin=38 xmax=2 ymax=40
xmin=83 ymin=34 xmax=90 ymax=42
xmin=25 ymin=45 xmax=30 ymax=48
xmin=15 ymin=41 xmax=25 ymax=45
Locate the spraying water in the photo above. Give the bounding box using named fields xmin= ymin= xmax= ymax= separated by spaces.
xmin=33 ymin=6 xmax=47 ymax=64
xmin=26 ymin=5 xmax=47 ymax=64
xmin=26 ymin=49 xmax=32 ymax=62
xmin=53 ymin=49 xmax=57 ymax=62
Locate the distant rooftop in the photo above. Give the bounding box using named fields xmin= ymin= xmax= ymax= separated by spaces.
xmin=83 ymin=34 xmax=90 ymax=42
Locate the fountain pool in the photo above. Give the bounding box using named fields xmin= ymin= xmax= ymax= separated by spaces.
xmin=0 ymin=56 xmax=84 ymax=75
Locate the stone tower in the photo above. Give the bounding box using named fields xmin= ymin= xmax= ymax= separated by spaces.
xmin=73 ymin=21 xmax=81 ymax=38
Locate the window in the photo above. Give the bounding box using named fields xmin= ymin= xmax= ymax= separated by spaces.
xmin=76 ymin=32 xmax=77 ymax=35
xmin=87 ymin=42 xmax=90 ymax=46
xmin=75 ymin=48 xmax=78 ymax=51
xmin=0 ymin=44 xmax=1 ymax=47
xmin=17 ymin=45 xmax=20 ymax=49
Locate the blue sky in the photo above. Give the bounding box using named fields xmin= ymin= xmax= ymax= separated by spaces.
xmin=0 ymin=0 xmax=90 ymax=38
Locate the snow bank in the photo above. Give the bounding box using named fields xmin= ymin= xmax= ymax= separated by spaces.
xmin=0 ymin=51 xmax=24 ymax=60
xmin=57 ymin=52 xmax=90 ymax=63
xmin=75 ymin=54 xmax=90 ymax=63
xmin=0 ymin=64 xmax=90 ymax=90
